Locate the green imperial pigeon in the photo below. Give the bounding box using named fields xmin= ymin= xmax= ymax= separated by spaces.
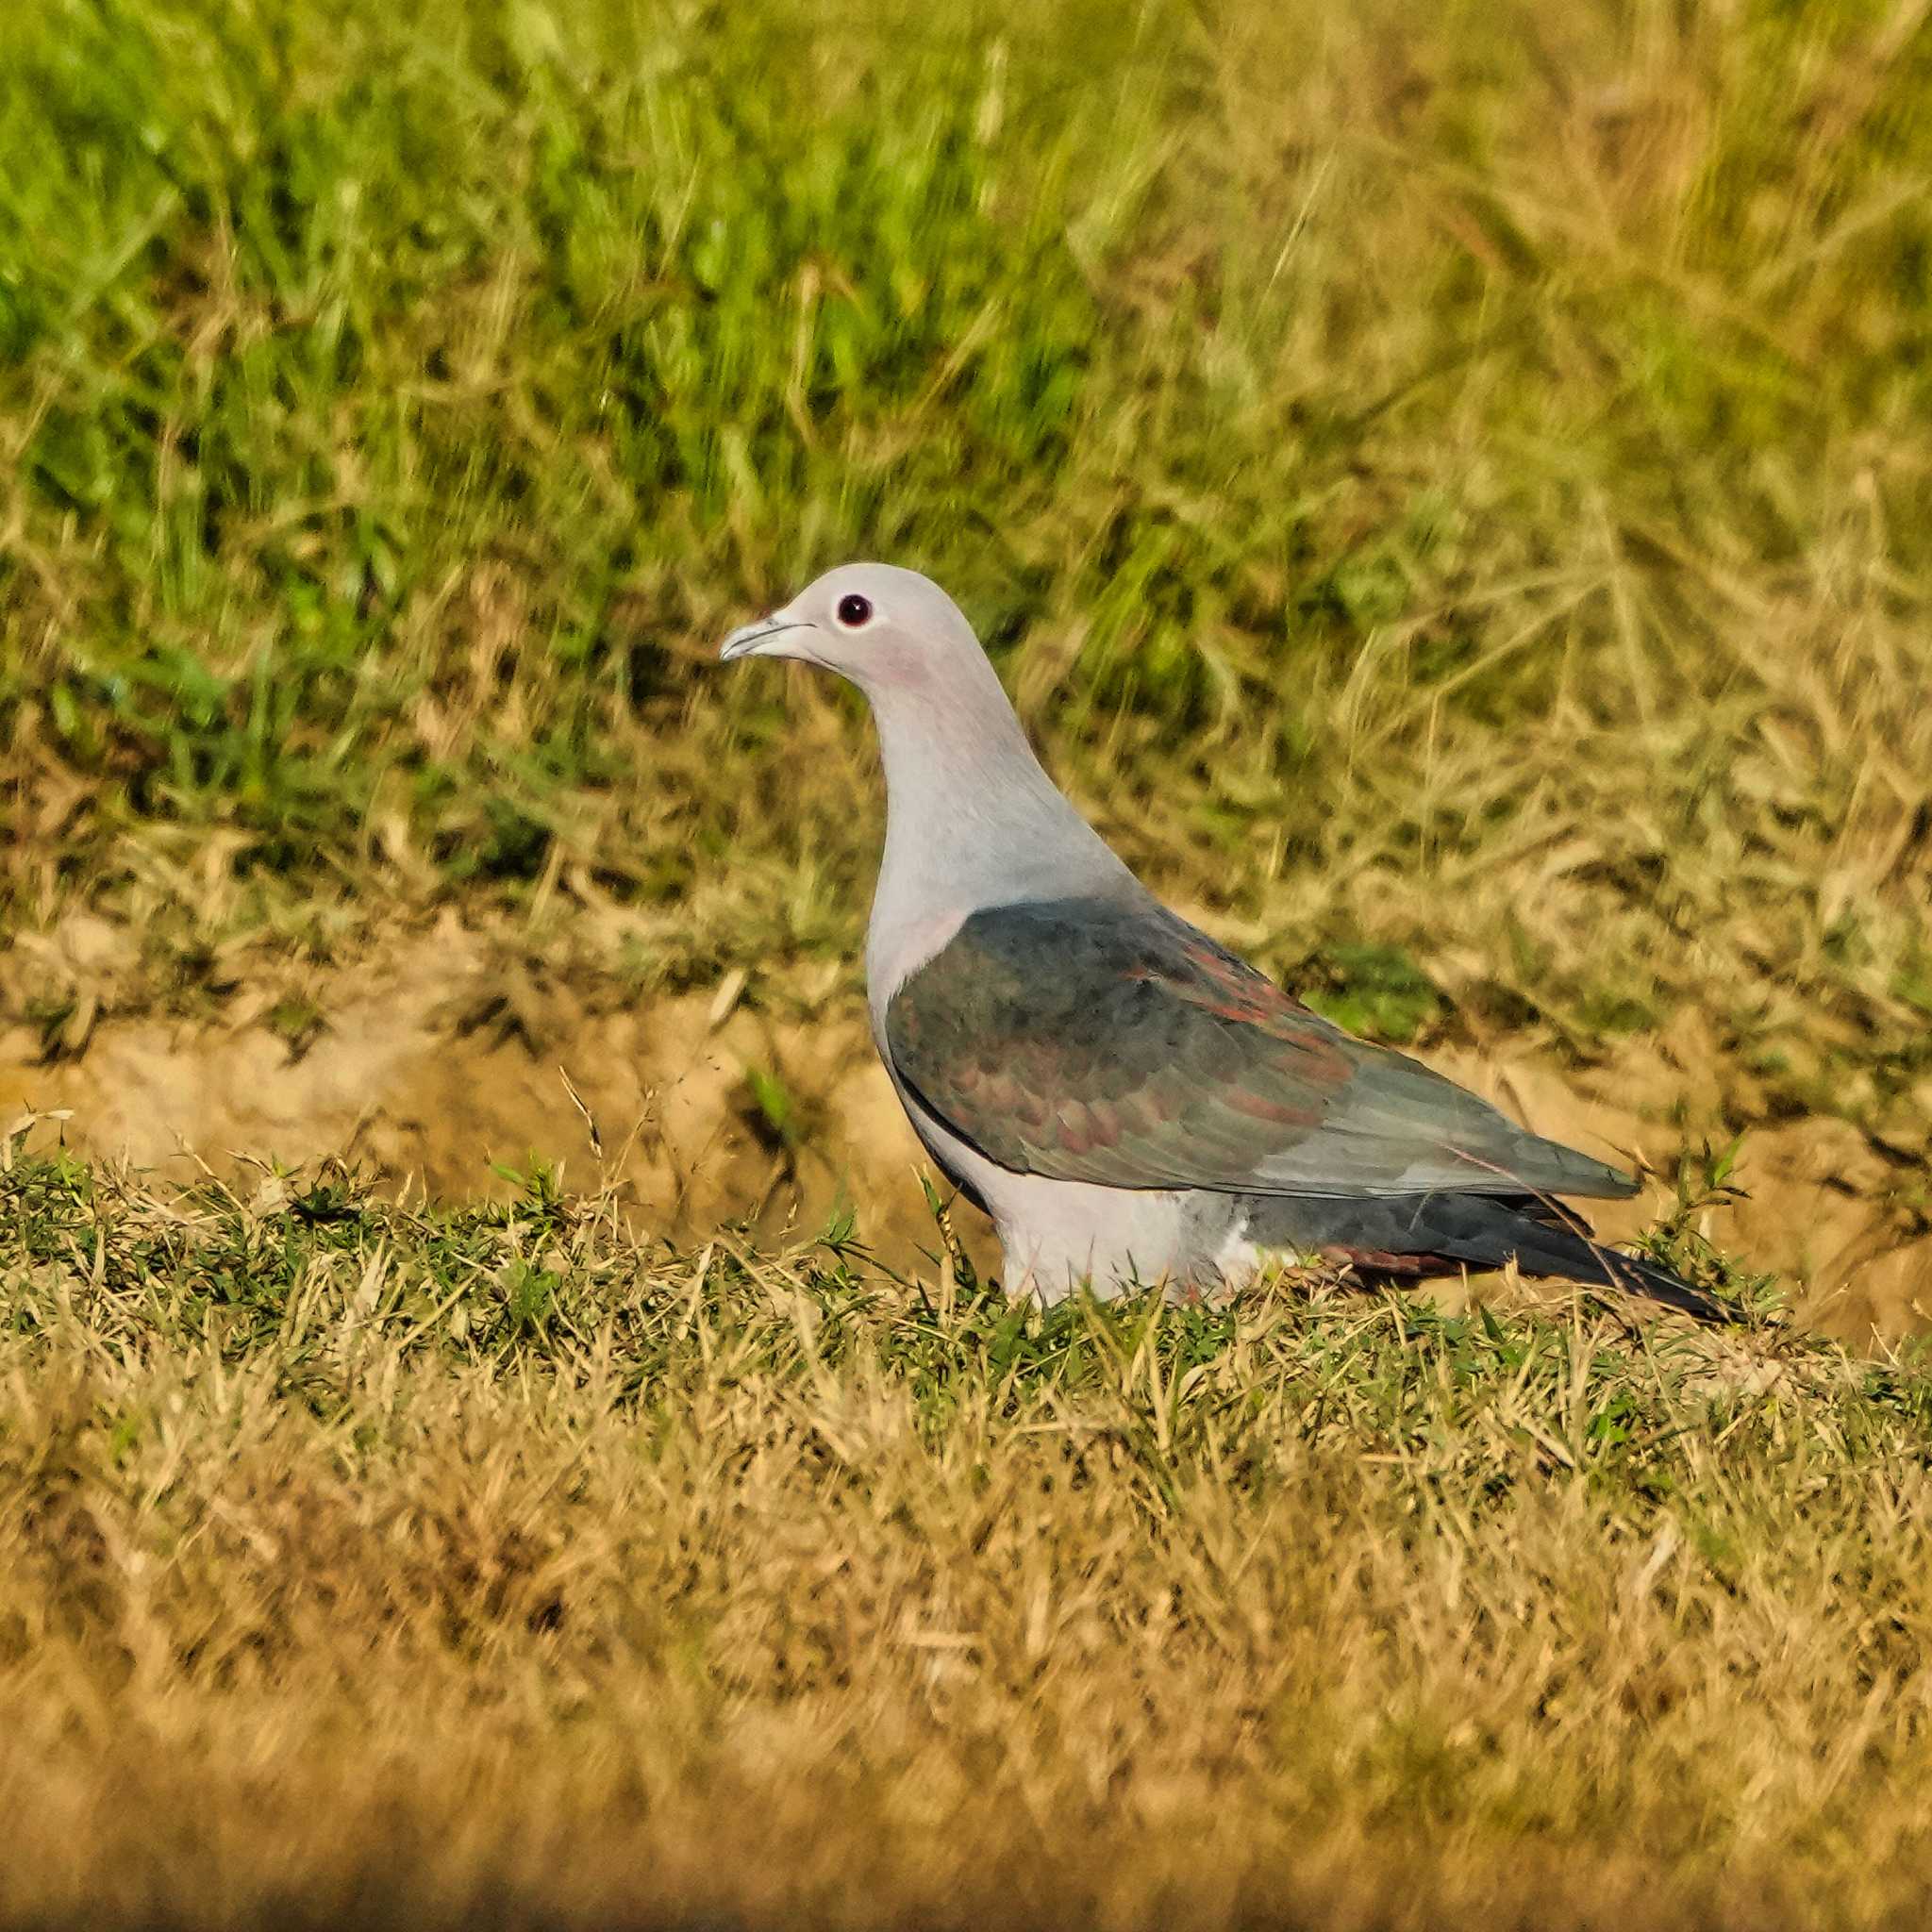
xmin=723 ymin=563 xmax=1724 ymax=1322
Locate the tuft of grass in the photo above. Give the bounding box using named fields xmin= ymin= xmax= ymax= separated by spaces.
xmin=1300 ymin=940 xmax=1443 ymax=1045
xmin=2 ymin=1149 xmax=1932 ymax=1928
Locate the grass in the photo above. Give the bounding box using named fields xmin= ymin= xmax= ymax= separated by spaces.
xmin=4 ymin=3 xmax=1932 ymax=1918
xmin=0 ymin=0 xmax=1928 ymax=1150
xmin=3 ymin=1142 xmax=1931 ymax=1930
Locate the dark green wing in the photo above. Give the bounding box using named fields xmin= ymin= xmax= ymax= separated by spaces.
xmin=884 ymin=897 xmax=1639 ymax=1201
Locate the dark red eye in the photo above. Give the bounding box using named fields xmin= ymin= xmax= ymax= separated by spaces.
xmin=835 ymin=593 xmax=874 ymax=628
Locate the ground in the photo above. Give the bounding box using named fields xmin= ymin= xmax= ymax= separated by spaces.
xmin=2 ymin=0 xmax=1931 ymax=1924
xmin=4 ymin=1149 xmax=1931 ymax=1932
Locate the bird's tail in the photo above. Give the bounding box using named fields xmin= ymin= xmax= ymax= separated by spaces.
xmin=1246 ymin=1191 xmax=1731 ymax=1324
xmin=1493 ymin=1209 xmax=1729 ymax=1323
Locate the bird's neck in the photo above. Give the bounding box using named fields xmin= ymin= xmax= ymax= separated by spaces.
xmin=862 ymin=664 xmax=1138 ymax=1008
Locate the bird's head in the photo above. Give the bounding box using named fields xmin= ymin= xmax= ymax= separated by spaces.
xmin=720 ymin=562 xmax=984 ymax=700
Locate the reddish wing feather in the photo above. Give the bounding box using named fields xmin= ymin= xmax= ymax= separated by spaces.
xmin=885 ymin=896 xmax=1639 ymax=1202
xmin=883 ymin=900 xmax=1364 ymax=1188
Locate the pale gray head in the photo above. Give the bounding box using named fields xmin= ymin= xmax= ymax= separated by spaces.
xmin=720 ymin=558 xmax=1141 ymax=950
xmin=719 ymin=562 xmax=988 ymax=702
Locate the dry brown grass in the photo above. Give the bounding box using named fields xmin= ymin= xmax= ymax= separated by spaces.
xmin=3 ymin=1152 xmax=1930 ymax=1931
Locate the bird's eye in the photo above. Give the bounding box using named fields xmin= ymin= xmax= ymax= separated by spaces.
xmin=835 ymin=592 xmax=874 ymax=629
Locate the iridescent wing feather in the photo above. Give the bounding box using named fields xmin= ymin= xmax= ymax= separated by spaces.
xmin=884 ymin=897 xmax=1639 ymax=1203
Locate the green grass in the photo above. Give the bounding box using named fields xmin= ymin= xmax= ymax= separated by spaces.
xmin=1 ymin=0 xmax=1928 ymax=1152
xmin=3 ymin=1145 xmax=1931 ymax=1929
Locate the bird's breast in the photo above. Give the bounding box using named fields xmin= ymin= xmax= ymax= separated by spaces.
xmin=864 ymin=903 xmax=970 ymax=1034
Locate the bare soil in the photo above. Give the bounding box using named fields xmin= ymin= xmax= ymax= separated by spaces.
xmin=3 ymin=911 xmax=1926 ymax=1341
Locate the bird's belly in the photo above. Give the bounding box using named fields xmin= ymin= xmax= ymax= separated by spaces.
xmin=891 ymin=1081 xmax=1260 ymax=1302
xmin=990 ymin=1174 xmax=1203 ymax=1303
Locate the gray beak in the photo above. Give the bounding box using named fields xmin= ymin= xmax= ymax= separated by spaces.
xmin=720 ymin=617 xmax=811 ymax=662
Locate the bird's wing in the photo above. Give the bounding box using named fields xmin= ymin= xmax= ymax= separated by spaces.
xmin=884 ymin=896 xmax=1639 ymax=1202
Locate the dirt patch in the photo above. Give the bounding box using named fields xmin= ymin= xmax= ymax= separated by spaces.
xmin=2 ymin=914 xmax=1925 ymax=1340
xmin=1426 ymin=1046 xmax=1930 ymax=1340
xmin=2 ymin=911 xmax=958 ymax=1270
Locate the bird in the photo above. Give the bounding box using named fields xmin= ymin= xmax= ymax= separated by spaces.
xmin=722 ymin=562 xmax=1725 ymax=1323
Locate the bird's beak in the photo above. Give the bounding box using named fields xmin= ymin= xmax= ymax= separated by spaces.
xmin=720 ymin=616 xmax=812 ymax=662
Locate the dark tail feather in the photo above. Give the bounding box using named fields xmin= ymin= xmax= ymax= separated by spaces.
xmin=1478 ymin=1206 xmax=1729 ymax=1323
xmin=1246 ymin=1191 xmax=1731 ymax=1324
